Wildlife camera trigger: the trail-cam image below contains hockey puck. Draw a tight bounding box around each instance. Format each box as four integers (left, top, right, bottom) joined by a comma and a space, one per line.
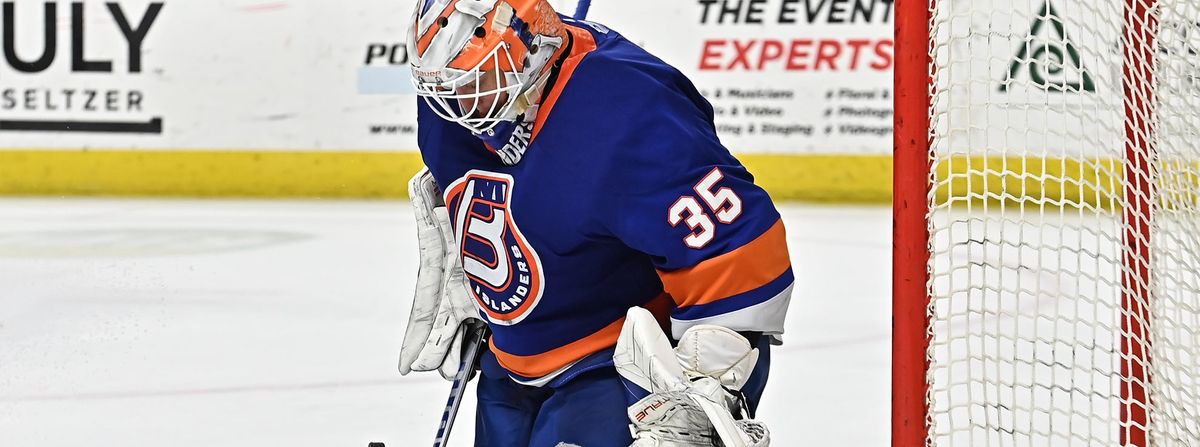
367, 443, 385, 447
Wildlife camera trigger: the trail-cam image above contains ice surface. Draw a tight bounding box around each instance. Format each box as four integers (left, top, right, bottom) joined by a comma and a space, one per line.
0, 199, 890, 446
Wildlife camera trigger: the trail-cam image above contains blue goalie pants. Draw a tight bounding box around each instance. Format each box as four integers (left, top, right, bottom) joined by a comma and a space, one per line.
473, 337, 771, 447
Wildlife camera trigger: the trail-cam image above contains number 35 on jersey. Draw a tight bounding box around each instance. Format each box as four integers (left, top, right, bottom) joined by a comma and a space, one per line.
668, 167, 744, 249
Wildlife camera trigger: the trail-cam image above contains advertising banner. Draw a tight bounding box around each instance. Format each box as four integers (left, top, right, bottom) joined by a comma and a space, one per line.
590, 0, 894, 154
0, 0, 896, 154
1, 0, 417, 150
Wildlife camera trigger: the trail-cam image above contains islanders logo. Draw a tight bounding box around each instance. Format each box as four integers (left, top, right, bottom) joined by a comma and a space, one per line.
444, 170, 545, 326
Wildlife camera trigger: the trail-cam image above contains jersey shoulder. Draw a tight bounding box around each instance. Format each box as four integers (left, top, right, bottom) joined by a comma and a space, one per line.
561, 20, 711, 122
547, 22, 735, 185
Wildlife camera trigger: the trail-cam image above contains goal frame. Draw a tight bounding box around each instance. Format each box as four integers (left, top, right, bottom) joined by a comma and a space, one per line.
891, 0, 1156, 445
891, 0, 931, 445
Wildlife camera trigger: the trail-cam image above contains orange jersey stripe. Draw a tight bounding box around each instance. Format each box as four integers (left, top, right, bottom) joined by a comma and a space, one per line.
490, 292, 672, 378
658, 219, 790, 308
530, 24, 598, 142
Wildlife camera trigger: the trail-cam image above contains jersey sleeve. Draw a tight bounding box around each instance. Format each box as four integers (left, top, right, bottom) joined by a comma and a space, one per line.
596, 73, 794, 340
612, 162, 794, 339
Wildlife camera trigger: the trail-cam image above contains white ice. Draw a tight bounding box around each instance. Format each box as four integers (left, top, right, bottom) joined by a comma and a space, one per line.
0, 199, 890, 447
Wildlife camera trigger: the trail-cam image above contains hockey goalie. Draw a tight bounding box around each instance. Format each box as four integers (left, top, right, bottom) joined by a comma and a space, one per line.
395, 0, 794, 445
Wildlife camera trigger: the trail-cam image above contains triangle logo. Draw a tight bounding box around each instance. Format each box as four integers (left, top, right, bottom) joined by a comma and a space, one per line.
999, 0, 1097, 93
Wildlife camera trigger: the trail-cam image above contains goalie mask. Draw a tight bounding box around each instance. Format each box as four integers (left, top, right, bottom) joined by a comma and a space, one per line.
408, 0, 567, 140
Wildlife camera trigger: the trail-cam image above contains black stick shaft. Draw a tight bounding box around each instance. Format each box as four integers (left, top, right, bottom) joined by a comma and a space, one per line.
432, 326, 487, 447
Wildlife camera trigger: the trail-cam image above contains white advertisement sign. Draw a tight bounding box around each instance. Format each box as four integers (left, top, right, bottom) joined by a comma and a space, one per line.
1, 0, 419, 150
590, 0, 895, 154
0, 0, 898, 154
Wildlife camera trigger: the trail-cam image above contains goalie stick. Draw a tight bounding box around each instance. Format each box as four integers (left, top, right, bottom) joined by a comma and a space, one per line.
573, 0, 591, 19
431, 322, 489, 447
368, 324, 488, 447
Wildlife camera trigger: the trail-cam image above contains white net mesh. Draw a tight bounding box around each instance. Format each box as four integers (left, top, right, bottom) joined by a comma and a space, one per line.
926, 0, 1200, 445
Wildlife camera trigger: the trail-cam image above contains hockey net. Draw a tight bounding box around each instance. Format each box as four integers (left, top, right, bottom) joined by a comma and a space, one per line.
894, 0, 1200, 446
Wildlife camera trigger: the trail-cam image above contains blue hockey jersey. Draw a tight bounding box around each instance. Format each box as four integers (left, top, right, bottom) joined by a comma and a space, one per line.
417, 18, 794, 380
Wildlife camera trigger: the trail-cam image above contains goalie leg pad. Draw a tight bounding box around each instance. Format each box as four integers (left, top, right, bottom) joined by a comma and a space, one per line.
675, 324, 760, 391
627, 391, 720, 446
614, 307, 772, 447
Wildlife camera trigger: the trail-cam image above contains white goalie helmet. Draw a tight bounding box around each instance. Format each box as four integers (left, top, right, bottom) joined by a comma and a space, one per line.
407, 0, 568, 135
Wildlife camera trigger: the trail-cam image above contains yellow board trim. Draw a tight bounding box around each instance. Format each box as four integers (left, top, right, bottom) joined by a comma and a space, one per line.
0, 150, 895, 202
932, 155, 1124, 211
0, 150, 427, 198
5, 149, 1179, 208
12, 148, 1199, 222
740, 153, 893, 203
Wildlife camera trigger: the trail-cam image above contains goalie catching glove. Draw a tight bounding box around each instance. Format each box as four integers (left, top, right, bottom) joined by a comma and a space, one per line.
398, 168, 483, 380
615, 307, 771, 447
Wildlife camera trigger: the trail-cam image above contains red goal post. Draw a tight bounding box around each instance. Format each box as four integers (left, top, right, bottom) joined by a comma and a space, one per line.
893, 0, 1198, 445
892, 0, 931, 444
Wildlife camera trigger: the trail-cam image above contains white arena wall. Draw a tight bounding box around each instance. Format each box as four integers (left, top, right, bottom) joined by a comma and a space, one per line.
0, 0, 898, 201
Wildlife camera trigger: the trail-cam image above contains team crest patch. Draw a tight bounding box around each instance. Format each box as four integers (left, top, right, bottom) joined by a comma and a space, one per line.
444, 170, 545, 326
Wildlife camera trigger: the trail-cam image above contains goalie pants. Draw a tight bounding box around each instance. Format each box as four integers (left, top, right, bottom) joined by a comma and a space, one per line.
473, 336, 772, 447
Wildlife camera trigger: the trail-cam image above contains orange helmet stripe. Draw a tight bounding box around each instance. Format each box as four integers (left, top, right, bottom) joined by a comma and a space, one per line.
414, 0, 461, 58
445, 6, 528, 73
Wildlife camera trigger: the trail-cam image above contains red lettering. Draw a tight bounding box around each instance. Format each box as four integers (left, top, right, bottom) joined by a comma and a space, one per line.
845, 39, 871, 70
786, 39, 813, 70
871, 39, 894, 71
815, 40, 841, 71
757, 40, 784, 70
696, 38, 893, 72
727, 40, 755, 70
699, 40, 726, 71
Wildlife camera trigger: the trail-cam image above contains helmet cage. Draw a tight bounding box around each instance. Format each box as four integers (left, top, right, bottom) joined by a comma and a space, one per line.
412, 40, 526, 135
